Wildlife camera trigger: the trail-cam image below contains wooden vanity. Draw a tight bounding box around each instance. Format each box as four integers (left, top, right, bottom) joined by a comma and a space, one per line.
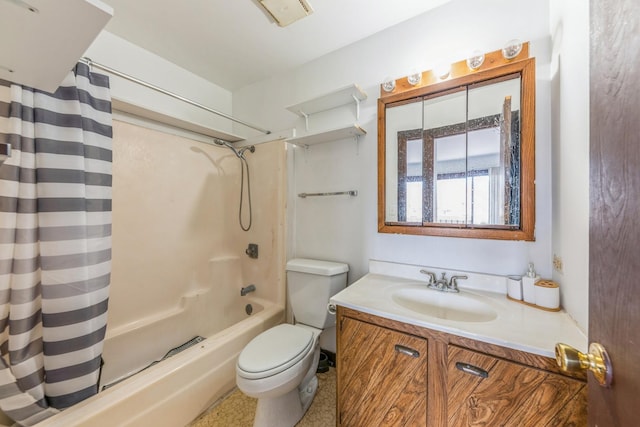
336, 306, 587, 426
330, 261, 588, 427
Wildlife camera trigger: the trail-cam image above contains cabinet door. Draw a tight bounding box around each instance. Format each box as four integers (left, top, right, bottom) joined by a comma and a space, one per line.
447, 345, 587, 426
338, 316, 428, 427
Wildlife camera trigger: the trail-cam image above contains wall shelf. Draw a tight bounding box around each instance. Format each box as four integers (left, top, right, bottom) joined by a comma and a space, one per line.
287, 124, 366, 147
287, 84, 367, 131
286, 84, 367, 117
285, 83, 367, 147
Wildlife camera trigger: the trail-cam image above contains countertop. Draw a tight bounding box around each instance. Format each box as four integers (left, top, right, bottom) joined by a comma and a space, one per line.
330, 271, 587, 358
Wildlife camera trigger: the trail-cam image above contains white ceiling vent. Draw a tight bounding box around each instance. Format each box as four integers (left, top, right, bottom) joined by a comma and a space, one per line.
259, 0, 314, 27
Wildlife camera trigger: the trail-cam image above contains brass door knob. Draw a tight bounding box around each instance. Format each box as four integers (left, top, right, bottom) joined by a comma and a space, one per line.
555, 342, 613, 387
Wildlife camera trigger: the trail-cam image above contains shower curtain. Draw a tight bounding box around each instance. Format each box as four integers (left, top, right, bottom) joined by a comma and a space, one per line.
0, 63, 112, 426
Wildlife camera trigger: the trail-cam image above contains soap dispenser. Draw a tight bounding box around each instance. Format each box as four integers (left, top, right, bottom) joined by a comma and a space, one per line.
522, 263, 539, 304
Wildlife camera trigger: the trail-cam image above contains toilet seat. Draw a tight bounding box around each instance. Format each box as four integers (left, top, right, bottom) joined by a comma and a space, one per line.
237, 324, 314, 380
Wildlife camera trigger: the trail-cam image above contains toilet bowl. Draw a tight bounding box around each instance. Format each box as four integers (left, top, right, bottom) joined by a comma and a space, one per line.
237, 324, 321, 426
236, 258, 348, 427
236, 324, 319, 397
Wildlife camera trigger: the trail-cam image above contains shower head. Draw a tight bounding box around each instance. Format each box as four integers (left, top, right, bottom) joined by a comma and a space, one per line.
212, 138, 254, 160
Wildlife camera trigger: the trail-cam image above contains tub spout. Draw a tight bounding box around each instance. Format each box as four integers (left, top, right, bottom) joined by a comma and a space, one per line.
240, 284, 256, 296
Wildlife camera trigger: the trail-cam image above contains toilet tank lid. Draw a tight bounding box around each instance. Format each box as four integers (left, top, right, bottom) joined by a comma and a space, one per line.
286, 258, 349, 276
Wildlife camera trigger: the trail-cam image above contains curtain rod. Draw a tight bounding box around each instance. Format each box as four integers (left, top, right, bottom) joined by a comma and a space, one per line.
79, 57, 271, 136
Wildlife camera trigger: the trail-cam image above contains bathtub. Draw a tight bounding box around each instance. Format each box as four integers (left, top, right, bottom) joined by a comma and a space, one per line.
33, 288, 284, 427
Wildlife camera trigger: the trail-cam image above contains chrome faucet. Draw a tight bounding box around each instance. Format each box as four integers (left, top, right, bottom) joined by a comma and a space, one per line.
420, 270, 467, 293
240, 284, 256, 296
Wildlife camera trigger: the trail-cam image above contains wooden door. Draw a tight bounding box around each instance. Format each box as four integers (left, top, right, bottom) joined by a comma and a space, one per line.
590, 1, 640, 425
337, 316, 427, 427
447, 346, 586, 426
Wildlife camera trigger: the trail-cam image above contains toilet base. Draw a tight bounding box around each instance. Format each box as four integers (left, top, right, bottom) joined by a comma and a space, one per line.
299, 375, 318, 415
253, 375, 318, 427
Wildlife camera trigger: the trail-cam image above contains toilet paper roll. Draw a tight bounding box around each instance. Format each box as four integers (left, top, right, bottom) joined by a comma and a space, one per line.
507, 275, 523, 300
534, 280, 560, 310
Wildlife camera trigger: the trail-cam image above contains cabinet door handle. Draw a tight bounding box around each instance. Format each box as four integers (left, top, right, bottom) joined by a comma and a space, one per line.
455, 362, 489, 378
394, 344, 420, 358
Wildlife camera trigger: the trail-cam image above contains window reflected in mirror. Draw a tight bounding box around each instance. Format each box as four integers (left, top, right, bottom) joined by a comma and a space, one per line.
390, 76, 521, 228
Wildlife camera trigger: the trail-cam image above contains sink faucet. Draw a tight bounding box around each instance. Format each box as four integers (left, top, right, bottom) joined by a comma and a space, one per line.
420, 270, 467, 293
240, 284, 256, 296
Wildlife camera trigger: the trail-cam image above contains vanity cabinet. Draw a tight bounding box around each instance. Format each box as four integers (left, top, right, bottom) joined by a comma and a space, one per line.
336, 306, 587, 427
447, 345, 587, 426
337, 316, 428, 426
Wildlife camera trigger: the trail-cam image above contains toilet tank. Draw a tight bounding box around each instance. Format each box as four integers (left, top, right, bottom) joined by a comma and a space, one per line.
286, 258, 349, 329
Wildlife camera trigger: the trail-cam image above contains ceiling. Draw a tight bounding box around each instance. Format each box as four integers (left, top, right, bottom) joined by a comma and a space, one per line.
100, 0, 452, 91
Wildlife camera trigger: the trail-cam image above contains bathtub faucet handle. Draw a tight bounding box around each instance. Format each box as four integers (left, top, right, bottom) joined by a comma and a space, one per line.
245, 243, 258, 259
240, 284, 256, 296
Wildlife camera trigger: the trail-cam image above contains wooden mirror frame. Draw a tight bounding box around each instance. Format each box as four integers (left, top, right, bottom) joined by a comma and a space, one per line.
377, 44, 535, 240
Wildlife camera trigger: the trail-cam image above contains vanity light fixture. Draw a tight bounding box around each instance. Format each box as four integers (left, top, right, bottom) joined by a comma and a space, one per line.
382, 41, 529, 95
407, 68, 422, 86
502, 39, 523, 60
382, 76, 396, 93
466, 50, 485, 70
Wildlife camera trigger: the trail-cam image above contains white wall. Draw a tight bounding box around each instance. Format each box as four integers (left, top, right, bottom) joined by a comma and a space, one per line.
549, 2, 590, 331
234, 0, 553, 284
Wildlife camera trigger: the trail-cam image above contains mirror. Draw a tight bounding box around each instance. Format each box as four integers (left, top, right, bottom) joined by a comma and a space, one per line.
378, 52, 535, 240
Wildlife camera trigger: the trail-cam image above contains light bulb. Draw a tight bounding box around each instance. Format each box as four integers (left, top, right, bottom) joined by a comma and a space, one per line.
434, 61, 450, 80
407, 69, 422, 86
466, 50, 485, 70
382, 77, 396, 92
502, 39, 523, 60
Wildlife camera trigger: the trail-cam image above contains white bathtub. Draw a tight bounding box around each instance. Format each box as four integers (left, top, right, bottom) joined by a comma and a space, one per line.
34, 292, 284, 427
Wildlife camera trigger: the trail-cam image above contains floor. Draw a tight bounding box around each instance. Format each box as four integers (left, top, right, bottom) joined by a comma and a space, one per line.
189, 368, 336, 427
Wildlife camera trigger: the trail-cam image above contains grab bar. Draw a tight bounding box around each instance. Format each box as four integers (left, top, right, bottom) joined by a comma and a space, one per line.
298, 190, 357, 198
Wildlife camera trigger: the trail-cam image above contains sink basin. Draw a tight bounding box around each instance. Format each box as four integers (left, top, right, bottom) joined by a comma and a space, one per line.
390, 285, 498, 322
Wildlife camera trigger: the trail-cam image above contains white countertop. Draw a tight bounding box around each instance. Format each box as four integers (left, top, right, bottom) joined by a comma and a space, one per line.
330, 271, 587, 358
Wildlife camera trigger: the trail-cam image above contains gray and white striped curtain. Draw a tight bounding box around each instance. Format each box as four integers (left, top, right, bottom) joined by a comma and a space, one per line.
0, 63, 112, 426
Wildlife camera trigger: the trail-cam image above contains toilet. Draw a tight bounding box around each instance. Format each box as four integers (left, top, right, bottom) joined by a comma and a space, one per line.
236, 258, 349, 427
